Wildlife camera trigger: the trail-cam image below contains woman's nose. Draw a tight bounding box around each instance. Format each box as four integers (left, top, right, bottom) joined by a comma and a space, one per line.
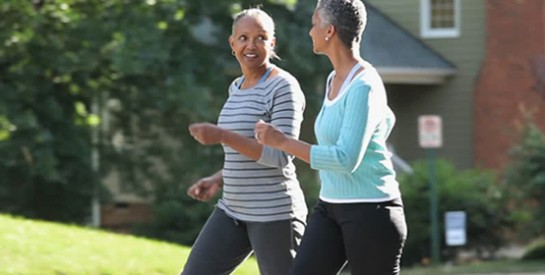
247, 39, 257, 49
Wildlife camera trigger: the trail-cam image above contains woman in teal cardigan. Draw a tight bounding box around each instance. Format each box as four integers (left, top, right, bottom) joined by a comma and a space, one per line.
254, 0, 407, 274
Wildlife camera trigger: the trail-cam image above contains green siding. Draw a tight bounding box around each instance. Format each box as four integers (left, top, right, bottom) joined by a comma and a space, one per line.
364, 0, 485, 169
365, 0, 421, 35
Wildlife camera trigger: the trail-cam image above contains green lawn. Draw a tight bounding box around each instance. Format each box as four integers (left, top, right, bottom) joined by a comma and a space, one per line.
402, 260, 545, 275
3, 214, 545, 275
0, 214, 259, 275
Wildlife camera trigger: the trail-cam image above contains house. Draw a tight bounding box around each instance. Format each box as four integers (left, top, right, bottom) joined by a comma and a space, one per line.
473, 0, 545, 170
363, 0, 545, 172
362, 0, 485, 170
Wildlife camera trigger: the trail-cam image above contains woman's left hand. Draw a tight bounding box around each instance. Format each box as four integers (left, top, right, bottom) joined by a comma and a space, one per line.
254, 120, 287, 148
188, 122, 224, 145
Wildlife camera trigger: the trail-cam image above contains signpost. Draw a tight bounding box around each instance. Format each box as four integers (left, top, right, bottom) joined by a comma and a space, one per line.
418, 115, 442, 264
418, 115, 443, 148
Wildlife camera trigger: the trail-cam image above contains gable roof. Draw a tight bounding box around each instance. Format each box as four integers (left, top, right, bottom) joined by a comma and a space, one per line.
361, 4, 456, 84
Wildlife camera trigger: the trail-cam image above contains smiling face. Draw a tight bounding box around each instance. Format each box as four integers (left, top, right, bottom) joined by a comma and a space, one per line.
229, 16, 275, 70
309, 10, 330, 54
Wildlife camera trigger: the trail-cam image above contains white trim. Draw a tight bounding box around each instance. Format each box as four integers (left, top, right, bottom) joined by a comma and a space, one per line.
323, 65, 365, 107
420, 0, 461, 39
376, 67, 457, 85
320, 195, 400, 204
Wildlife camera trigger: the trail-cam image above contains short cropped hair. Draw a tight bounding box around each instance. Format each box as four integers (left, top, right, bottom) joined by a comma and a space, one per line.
316, 0, 367, 49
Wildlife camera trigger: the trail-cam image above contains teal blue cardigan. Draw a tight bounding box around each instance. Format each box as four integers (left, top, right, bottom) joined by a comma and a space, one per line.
310, 65, 401, 202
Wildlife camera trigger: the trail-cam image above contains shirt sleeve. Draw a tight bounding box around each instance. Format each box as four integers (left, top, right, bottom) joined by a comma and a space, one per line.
310, 83, 382, 173
258, 78, 306, 168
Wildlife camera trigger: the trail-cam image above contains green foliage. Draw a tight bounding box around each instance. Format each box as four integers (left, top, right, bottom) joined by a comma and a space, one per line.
402, 259, 545, 275
522, 239, 545, 261
504, 119, 545, 240
399, 158, 510, 266
0, 0, 97, 222
132, 189, 215, 246
0, 0, 327, 244
296, 163, 321, 210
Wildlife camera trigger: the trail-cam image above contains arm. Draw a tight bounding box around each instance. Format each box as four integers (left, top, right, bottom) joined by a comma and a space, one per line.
256, 84, 381, 173
310, 84, 381, 173
221, 130, 264, 161
187, 169, 223, 202
189, 77, 305, 166
257, 80, 306, 167
188, 123, 263, 161
255, 120, 311, 164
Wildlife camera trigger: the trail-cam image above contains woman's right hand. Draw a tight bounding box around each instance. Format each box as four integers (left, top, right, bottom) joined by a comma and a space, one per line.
254, 119, 287, 148
187, 176, 222, 202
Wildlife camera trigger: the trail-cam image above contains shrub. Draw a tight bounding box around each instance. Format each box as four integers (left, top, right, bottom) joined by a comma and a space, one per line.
522, 239, 545, 260
504, 119, 545, 240
399, 158, 510, 266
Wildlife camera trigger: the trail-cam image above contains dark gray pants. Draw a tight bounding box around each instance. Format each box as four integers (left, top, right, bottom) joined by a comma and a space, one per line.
181, 207, 306, 275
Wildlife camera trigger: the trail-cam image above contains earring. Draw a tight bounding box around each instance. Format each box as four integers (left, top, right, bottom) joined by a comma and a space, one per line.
325, 37, 329, 41
231, 50, 235, 56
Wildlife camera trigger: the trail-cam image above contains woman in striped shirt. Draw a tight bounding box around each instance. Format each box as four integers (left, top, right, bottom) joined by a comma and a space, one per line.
182, 8, 307, 275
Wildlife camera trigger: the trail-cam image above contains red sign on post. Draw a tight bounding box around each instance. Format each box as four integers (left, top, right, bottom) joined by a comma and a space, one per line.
418, 115, 443, 148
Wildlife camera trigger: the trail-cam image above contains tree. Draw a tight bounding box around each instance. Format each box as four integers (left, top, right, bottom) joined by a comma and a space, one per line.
505, 116, 545, 240
0, 0, 328, 244
0, 0, 98, 222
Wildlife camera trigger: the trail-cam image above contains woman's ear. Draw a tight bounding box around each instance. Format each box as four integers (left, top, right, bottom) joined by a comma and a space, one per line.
326, 25, 335, 38
270, 37, 276, 50
228, 36, 234, 49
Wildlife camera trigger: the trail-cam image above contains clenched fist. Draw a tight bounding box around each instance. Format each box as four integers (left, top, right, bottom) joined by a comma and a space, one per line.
254, 119, 287, 148
187, 177, 222, 202
188, 122, 224, 145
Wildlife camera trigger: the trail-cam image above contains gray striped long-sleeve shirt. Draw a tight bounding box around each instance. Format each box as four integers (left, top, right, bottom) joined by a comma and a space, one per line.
217, 69, 308, 222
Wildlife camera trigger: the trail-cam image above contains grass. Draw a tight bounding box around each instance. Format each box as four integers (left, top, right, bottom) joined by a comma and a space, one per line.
339, 260, 545, 275
401, 260, 545, 275
3, 214, 545, 275
0, 214, 259, 275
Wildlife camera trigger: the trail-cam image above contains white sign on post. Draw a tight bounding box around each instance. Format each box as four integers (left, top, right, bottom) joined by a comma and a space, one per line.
445, 211, 466, 246
418, 115, 443, 148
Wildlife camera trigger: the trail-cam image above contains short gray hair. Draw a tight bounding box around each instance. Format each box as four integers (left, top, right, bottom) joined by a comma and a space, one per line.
316, 0, 367, 49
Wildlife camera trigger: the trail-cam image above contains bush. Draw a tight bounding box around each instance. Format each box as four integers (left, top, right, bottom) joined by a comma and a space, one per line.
132, 197, 214, 245
522, 239, 545, 260
399, 158, 510, 266
504, 119, 545, 240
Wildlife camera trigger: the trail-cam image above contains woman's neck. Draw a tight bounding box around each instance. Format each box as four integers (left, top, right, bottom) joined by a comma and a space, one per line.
328, 48, 362, 79
241, 63, 269, 83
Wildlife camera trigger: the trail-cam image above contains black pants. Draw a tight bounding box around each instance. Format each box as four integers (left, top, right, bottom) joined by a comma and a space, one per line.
289, 198, 407, 275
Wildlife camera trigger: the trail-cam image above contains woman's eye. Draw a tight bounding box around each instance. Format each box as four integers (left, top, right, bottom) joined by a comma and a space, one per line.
238, 35, 247, 41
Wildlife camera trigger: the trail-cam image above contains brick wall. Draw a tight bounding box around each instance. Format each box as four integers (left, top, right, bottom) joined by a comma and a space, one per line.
474, 0, 545, 170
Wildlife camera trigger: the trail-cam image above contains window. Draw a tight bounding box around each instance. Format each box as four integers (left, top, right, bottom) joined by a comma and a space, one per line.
421, 0, 460, 38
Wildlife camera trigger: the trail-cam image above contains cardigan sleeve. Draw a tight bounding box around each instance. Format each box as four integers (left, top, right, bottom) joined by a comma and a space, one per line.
310, 83, 382, 173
